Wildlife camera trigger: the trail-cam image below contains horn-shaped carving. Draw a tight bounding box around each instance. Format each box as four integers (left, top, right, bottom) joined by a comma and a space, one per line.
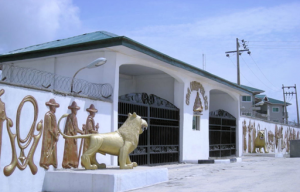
0, 89, 6, 164
3, 95, 43, 176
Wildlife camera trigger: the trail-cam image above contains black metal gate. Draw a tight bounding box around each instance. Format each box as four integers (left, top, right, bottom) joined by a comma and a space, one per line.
209, 109, 236, 157
118, 93, 180, 165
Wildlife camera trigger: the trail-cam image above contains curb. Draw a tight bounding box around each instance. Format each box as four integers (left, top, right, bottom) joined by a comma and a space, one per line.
197, 157, 242, 164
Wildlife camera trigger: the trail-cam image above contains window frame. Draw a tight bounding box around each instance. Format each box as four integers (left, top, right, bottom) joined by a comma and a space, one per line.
192, 116, 200, 131
272, 107, 279, 113
242, 96, 252, 102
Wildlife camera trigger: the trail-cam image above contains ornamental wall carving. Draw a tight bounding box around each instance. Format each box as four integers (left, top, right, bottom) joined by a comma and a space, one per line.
242, 118, 300, 154
186, 81, 208, 110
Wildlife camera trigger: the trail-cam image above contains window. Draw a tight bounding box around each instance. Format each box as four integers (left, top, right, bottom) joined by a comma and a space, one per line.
241, 112, 252, 116
272, 107, 279, 113
193, 116, 200, 131
242, 96, 251, 102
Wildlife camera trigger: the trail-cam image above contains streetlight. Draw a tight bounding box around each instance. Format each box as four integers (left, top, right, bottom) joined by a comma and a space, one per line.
70, 57, 107, 93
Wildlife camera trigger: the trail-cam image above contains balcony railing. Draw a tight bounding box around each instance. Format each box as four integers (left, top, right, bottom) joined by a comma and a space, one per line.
0, 64, 113, 100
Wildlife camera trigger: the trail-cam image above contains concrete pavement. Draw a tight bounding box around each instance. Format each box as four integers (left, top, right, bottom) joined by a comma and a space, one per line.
131, 156, 300, 192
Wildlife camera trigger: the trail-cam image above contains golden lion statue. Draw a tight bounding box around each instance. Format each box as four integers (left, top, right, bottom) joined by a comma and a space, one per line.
58, 112, 148, 169
252, 130, 268, 153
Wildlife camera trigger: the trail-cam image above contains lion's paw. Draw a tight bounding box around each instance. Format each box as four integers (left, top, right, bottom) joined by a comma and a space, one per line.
133, 162, 137, 167
98, 163, 106, 169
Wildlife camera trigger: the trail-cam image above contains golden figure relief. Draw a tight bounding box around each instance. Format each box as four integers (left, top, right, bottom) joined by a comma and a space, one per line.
193, 92, 203, 113
58, 112, 148, 170
252, 123, 256, 152
268, 130, 275, 152
242, 120, 247, 152
0, 89, 6, 163
62, 101, 84, 169
81, 104, 99, 159
4, 95, 43, 176
247, 121, 253, 153
40, 99, 60, 170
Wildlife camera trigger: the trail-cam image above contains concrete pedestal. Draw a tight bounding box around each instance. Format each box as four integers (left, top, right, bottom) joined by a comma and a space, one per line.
42, 167, 168, 192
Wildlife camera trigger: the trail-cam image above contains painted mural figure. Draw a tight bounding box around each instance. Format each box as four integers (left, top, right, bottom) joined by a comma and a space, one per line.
62, 101, 84, 169
82, 104, 99, 154
242, 120, 247, 152
40, 99, 60, 170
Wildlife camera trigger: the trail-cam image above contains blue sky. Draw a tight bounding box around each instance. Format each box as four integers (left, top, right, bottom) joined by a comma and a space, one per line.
0, 0, 300, 121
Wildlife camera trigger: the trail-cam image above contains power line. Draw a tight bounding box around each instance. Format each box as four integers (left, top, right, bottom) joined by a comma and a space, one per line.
249, 41, 300, 42
249, 55, 278, 89
240, 55, 276, 91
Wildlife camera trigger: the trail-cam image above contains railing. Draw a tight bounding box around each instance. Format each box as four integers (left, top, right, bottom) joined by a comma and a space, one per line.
0, 64, 113, 100
241, 110, 300, 128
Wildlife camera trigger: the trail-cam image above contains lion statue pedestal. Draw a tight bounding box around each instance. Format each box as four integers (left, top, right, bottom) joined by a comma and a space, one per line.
58, 112, 148, 170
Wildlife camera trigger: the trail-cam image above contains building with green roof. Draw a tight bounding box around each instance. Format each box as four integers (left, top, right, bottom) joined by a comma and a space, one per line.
0, 31, 297, 191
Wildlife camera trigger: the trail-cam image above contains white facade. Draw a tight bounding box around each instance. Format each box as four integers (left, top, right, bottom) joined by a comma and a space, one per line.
1, 42, 298, 191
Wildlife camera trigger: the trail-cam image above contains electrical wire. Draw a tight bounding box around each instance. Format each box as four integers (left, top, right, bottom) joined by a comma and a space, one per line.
227, 57, 254, 86
240, 55, 277, 91
249, 55, 278, 89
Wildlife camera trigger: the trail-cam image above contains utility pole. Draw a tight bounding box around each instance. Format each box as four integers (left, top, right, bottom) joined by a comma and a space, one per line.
282, 84, 299, 126
225, 38, 249, 85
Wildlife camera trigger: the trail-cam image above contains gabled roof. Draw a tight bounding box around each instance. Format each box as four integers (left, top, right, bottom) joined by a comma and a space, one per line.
0, 31, 253, 95
240, 85, 264, 94
256, 95, 291, 105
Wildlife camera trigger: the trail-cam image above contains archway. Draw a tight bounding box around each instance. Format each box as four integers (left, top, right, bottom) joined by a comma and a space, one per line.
118, 64, 182, 165
209, 89, 238, 158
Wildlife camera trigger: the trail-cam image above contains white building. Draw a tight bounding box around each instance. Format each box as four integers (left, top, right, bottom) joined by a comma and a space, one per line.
0, 31, 299, 191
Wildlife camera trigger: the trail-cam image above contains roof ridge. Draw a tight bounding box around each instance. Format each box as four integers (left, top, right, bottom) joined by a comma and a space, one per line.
4, 31, 119, 55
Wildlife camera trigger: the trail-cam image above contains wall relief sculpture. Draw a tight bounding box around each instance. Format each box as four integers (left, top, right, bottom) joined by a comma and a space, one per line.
0, 89, 6, 164
242, 120, 247, 152
4, 95, 43, 176
39, 99, 60, 170
80, 104, 99, 167
268, 130, 275, 152
186, 81, 208, 110
58, 112, 148, 169
62, 101, 84, 169
193, 92, 203, 113
247, 121, 254, 153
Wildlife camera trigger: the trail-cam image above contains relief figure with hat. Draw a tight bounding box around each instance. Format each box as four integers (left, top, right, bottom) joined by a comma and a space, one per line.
40, 99, 60, 170
62, 101, 84, 169
80, 104, 100, 167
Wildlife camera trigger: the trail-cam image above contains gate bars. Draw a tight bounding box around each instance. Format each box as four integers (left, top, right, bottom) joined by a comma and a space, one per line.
118, 93, 180, 165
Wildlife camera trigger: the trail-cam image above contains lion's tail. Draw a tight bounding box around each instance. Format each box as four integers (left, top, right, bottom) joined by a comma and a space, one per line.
58, 114, 91, 139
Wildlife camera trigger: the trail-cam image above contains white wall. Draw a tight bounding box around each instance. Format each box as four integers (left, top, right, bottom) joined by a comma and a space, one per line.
240, 116, 300, 155
119, 73, 174, 103
0, 84, 112, 192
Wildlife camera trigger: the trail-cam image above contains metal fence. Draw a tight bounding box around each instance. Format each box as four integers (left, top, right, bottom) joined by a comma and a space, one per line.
0, 64, 113, 100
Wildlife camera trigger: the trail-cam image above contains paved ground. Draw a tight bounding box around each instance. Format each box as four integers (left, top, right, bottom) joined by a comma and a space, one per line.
131, 156, 300, 192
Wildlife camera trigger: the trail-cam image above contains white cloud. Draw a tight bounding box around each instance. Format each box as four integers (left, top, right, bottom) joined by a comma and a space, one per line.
0, 0, 81, 53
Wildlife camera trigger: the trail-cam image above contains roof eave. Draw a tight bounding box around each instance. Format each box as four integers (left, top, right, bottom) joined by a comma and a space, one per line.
0, 36, 253, 95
